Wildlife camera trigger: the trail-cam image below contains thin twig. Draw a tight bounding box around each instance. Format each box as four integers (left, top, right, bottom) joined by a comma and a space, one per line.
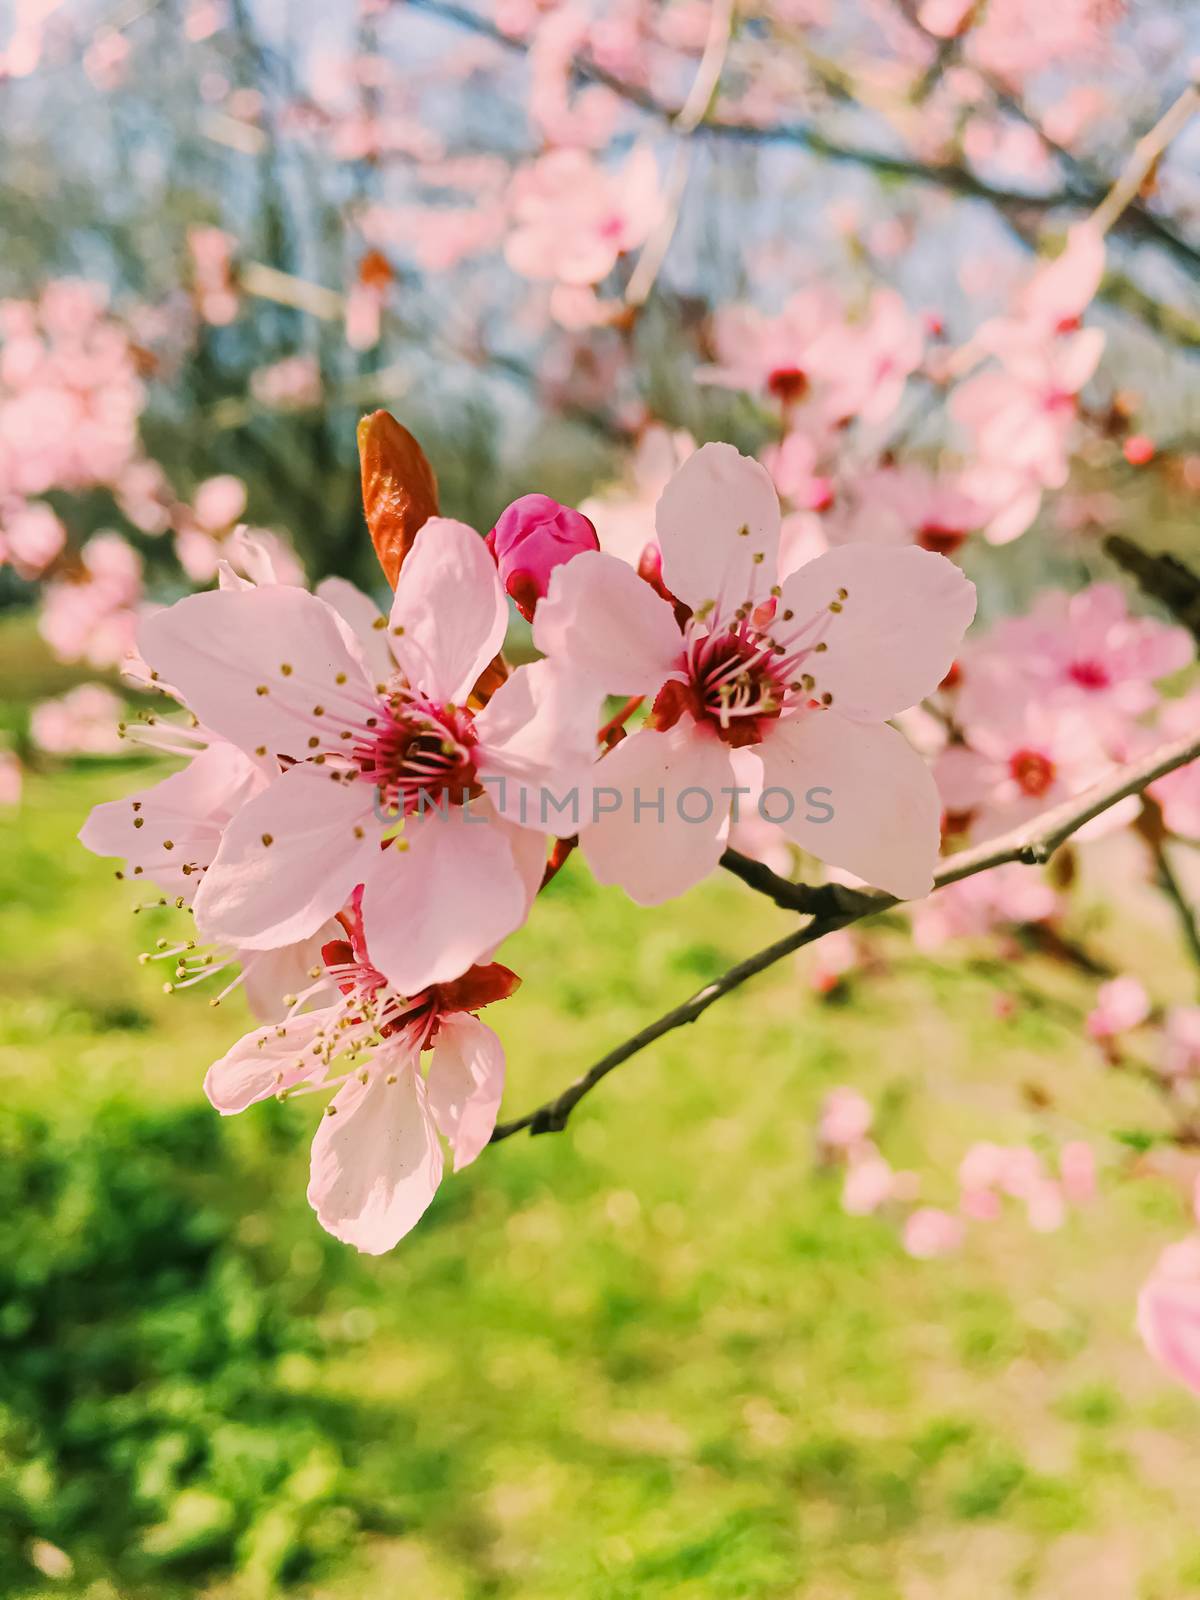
491, 729, 1200, 1142
1089, 85, 1200, 240
1153, 836, 1200, 981
624, 0, 734, 310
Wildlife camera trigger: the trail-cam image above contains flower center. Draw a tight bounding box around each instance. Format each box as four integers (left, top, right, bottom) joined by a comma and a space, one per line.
767, 365, 809, 404
1010, 747, 1055, 798
353, 691, 480, 817
652, 596, 839, 748
917, 521, 967, 556
1067, 658, 1109, 690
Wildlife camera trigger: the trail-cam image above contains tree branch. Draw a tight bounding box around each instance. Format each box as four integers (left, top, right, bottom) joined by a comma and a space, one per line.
491, 729, 1200, 1143
406, 0, 1200, 277
1105, 537, 1200, 645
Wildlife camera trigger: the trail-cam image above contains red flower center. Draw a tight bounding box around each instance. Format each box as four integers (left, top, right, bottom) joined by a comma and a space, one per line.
654, 632, 789, 748
1068, 658, 1109, 690
354, 694, 480, 816
917, 521, 967, 556
767, 366, 809, 404
1010, 747, 1055, 798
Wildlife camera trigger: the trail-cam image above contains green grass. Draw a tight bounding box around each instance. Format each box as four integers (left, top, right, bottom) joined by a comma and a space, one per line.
3, 626, 1200, 1599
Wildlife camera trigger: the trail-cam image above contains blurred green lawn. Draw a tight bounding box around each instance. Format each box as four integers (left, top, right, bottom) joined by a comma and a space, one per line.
3, 617, 1200, 1600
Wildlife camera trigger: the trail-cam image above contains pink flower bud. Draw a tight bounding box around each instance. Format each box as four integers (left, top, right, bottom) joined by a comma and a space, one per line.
486, 493, 598, 621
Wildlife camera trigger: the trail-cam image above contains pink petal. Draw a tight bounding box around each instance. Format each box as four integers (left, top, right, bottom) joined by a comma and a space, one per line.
78, 740, 263, 904
758, 713, 941, 899
359, 802, 534, 994
240, 922, 342, 1021
387, 517, 507, 702
474, 659, 604, 836
137, 586, 373, 758
532, 549, 682, 694
314, 575, 393, 681
427, 1013, 506, 1171
193, 762, 376, 949
307, 1058, 443, 1254
778, 545, 976, 721
579, 724, 733, 905
1139, 1241, 1200, 1395
655, 442, 780, 613
204, 1008, 330, 1114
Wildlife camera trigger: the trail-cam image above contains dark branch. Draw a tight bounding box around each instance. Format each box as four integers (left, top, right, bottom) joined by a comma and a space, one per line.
491, 729, 1200, 1143
1105, 537, 1200, 645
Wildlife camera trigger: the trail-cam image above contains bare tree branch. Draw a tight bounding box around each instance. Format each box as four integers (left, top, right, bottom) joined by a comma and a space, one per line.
1105, 537, 1200, 645
406, 0, 1200, 278
491, 729, 1200, 1143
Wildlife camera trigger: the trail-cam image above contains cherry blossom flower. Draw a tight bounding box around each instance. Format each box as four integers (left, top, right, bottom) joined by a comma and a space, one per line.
938, 682, 1111, 841
505, 145, 662, 287
1162, 1007, 1200, 1079
188, 226, 239, 325
79, 730, 339, 1018
0, 499, 66, 578
30, 684, 126, 756
535, 443, 976, 903
817, 1086, 873, 1152
962, 584, 1193, 744
206, 898, 518, 1253
249, 354, 323, 411
136, 520, 599, 994
485, 493, 599, 620
842, 1147, 897, 1215
38, 530, 143, 668
903, 1207, 965, 1259
1150, 692, 1200, 840
699, 288, 842, 406
910, 862, 1061, 949
833, 464, 984, 556
1139, 1234, 1200, 1395
1086, 975, 1151, 1041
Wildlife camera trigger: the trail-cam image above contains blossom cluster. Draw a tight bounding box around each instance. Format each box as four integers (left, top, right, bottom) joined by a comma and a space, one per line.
81, 420, 976, 1252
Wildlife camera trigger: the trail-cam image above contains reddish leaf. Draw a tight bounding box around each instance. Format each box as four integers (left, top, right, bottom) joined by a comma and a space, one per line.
357, 410, 440, 588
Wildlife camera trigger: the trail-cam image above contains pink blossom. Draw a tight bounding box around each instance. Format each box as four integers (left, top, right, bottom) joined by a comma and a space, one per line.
834, 465, 984, 556
903, 1207, 965, 1258
136, 524, 600, 994
937, 685, 1111, 841
964, 584, 1193, 740
817, 1086, 873, 1151
1024, 1179, 1067, 1233
30, 684, 125, 756
1150, 693, 1200, 839
1059, 1141, 1097, 1204
188, 227, 239, 325
699, 288, 842, 405
486, 493, 599, 621
206, 900, 517, 1252
811, 289, 924, 427
505, 145, 662, 286
249, 354, 323, 411
911, 862, 1060, 948
536, 444, 976, 903
38, 531, 143, 668
0, 500, 65, 578
842, 1148, 896, 1215
1138, 1235, 1200, 1395
1163, 1008, 1200, 1079
193, 474, 248, 531
1086, 975, 1151, 1040
810, 928, 862, 993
